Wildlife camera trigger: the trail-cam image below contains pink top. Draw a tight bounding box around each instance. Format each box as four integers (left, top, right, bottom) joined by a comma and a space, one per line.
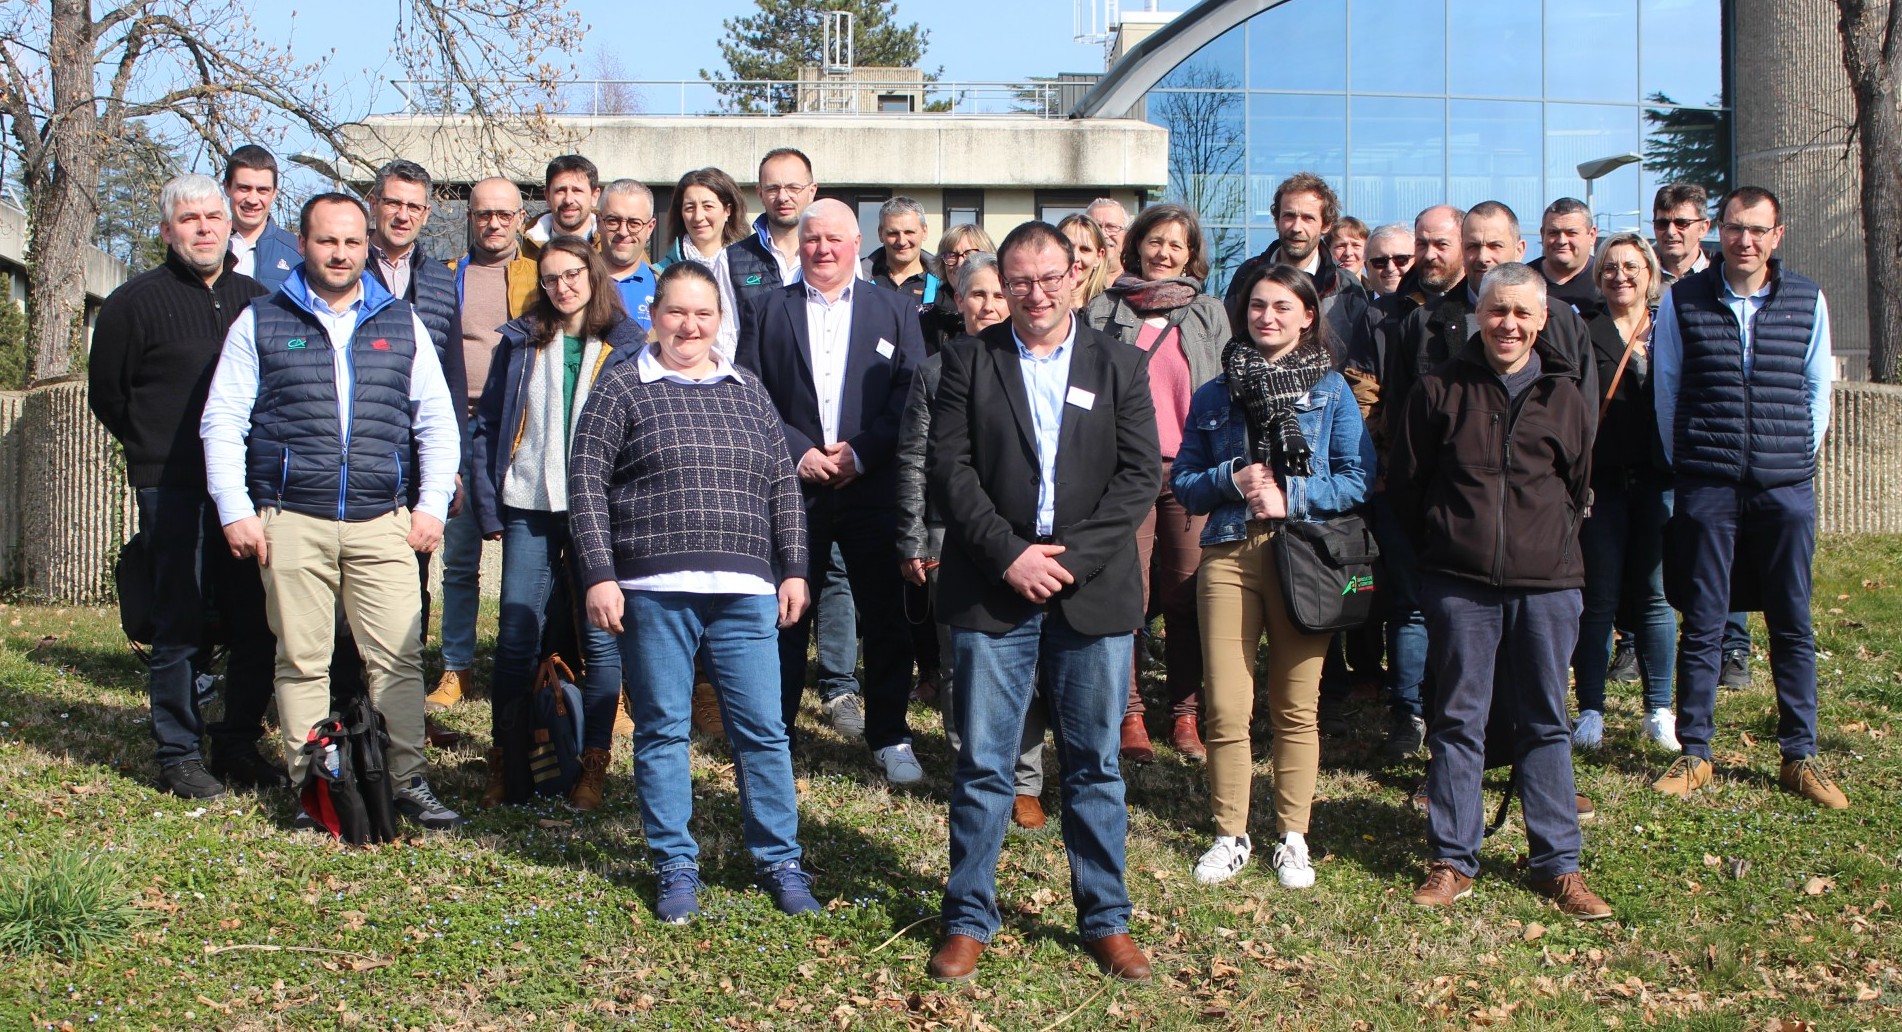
1136, 320, 1192, 459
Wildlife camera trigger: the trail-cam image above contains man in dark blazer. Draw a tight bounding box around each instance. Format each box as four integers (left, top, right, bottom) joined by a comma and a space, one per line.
922, 221, 1161, 984
736, 198, 925, 784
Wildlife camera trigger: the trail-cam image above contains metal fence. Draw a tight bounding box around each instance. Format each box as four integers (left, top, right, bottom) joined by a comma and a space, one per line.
390, 78, 1075, 119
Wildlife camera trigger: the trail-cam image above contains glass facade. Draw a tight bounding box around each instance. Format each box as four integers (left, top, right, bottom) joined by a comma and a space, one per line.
1143, 0, 1728, 291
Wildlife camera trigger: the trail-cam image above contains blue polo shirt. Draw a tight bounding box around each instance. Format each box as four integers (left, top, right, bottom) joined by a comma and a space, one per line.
613, 262, 657, 332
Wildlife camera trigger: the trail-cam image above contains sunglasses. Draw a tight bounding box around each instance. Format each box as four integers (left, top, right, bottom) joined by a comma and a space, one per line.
1367, 255, 1413, 270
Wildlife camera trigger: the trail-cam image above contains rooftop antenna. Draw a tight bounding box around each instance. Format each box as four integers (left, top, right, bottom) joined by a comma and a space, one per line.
1074, 0, 1120, 45
823, 10, 855, 74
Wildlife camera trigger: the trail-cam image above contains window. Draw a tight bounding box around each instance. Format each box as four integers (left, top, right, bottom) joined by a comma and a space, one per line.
877, 94, 914, 114
944, 190, 984, 229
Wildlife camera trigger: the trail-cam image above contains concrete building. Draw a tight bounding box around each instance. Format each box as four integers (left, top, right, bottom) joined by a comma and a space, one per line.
0, 197, 129, 349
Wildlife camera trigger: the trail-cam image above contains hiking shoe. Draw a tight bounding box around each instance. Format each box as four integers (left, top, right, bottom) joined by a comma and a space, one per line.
1271, 835, 1315, 889
481, 747, 507, 809
1719, 649, 1750, 690
209, 740, 291, 791
1643, 707, 1681, 752
1193, 834, 1252, 886
690, 679, 725, 741
613, 693, 635, 738
568, 746, 611, 812
425, 668, 470, 712
1607, 638, 1639, 683
1528, 871, 1613, 920
1779, 757, 1849, 810
1170, 714, 1206, 762
655, 866, 701, 924
1652, 754, 1712, 797
393, 776, 467, 829
1572, 709, 1604, 750
1119, 712, 1155, 763
159, 759, 227, 799
1411, 861, 1473, 907
1381, 711, 1426, 758
825, 693, 866, 738
875, 742, 924, 786
758, 858, 822, 915
1318, 694, 1351, 737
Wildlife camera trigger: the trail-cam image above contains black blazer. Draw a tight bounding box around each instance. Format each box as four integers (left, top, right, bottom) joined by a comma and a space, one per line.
737, 280, 924, 509
926, 320, 1161, 636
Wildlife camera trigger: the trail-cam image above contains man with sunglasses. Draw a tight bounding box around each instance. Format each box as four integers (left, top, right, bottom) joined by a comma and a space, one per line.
599, 179, 658, 331
1363, 224, 1415, 298
1650, 185, 1845, 810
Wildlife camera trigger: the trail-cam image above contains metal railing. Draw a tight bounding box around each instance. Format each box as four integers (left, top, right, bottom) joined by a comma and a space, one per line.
389, 78, 1076, 118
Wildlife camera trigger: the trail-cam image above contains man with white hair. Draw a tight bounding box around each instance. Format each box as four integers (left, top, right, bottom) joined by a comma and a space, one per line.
737, 198, 927, 785
88, 173, 282, 798
1086, 197, 1131, 281
598, 178, 659, 330
1363, 223, 1415, 297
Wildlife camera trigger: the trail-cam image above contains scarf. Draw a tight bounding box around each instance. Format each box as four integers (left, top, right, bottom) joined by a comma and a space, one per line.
1222, 336, 1332, 476
1111, 274, 1201, 315
502, 333, 610, 513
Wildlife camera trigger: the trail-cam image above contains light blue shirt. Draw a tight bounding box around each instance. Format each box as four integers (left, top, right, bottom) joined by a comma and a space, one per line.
1652, 272, 1833, 466
1013, 315, 1078, 536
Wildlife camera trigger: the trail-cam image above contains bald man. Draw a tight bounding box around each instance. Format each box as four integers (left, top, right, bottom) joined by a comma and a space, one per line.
737, 198, 928, 785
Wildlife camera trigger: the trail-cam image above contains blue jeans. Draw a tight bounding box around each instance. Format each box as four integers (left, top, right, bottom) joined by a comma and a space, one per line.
1421, 575, 1583, 880
1724, 612, 1752, 655
1573, 467, 1675, 712
493, 508, 623, 751
619, 591, 802, 872
1371, 494, 1426, 717
437, 459, 482, 672
815, 543, 860, 699
942, 614, 1133, 943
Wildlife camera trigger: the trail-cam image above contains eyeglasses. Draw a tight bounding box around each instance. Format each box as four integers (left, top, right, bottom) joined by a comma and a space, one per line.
376, 197, 428, 217
539, 266, 587, 289
1652, 216, 1707, 231
472, 208, 521, 223
941, 248, 983, 267
1601, 260, 1649, 277
1002, 271, 1070, 298
1719, 221, 1779, 240
760, 182, 812, 198
598, 215, 654, 232
1367, 254, 1413, 270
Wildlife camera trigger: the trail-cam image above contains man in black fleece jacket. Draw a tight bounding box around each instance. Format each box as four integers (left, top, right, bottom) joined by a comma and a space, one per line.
88, 173, 282, 799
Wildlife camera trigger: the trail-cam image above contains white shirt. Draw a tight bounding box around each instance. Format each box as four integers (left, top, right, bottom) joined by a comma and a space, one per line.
805, 280, 856, 462
228, 232, 257, 279
200, 282, 460, 526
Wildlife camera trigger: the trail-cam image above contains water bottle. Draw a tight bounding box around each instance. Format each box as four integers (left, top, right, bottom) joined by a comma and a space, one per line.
321, 742, 342, 779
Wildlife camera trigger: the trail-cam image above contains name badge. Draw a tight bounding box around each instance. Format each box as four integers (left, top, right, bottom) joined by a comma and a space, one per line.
876, 339, 895, 360
1065, 387, 1096, 410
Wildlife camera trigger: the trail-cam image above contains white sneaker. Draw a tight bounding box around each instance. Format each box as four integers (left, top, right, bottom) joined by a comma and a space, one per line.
1193, 834, 1251, 885
875, 742, 924, 786
1643, 706, 1681, 753
1572, 709, 1604, 750
1271, 833, 1315, 889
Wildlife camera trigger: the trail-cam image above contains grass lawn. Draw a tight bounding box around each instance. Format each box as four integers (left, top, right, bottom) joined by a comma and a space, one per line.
1, 536, 1899, 1030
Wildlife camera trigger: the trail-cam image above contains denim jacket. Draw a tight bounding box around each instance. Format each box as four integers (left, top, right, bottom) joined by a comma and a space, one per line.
1171, 369, 1377, 546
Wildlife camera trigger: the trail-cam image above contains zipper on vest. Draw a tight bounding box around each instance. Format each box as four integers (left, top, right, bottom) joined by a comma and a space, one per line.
278, 447, 290, 505
392, 448, 405, 506
338, 335, 356, 520
1492, 411, 1507, 586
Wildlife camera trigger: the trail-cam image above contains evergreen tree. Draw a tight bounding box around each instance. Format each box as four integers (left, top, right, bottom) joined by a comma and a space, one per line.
702, 0, 931, 113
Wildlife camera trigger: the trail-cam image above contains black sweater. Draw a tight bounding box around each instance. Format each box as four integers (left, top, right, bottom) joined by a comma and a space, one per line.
88, 252, 267, 488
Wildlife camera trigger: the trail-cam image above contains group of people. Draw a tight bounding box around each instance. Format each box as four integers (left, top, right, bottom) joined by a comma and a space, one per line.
85, 135, 1844, 984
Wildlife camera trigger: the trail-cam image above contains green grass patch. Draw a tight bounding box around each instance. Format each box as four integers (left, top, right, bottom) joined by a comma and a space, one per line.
0, 846, 142, 958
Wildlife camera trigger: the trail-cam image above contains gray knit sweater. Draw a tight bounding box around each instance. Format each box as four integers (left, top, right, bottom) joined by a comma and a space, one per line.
568, 357, 808, 589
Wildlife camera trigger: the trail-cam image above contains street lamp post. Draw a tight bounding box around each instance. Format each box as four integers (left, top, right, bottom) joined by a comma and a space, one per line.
1576, 152, 1643, 230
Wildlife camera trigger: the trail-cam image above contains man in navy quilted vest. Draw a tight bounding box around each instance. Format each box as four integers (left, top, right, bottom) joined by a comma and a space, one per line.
200, 193, 467, 830
1649, 185, 1846, 810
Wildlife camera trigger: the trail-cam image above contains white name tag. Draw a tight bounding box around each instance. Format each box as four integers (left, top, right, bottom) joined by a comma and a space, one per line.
876, 339, 895, 360
1066, 386, 1096, 410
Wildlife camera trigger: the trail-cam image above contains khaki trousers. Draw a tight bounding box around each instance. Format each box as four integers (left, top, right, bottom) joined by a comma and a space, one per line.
1197, 525, 1330, 838
259, 507, 427, 784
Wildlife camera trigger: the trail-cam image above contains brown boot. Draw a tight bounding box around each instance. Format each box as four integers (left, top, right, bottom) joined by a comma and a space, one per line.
613, 694, 635, 738
1528, 871, 1614, 920
426, 669, 469, 712
568, 747, 611, 811
1011, 795, 1047, 830
690, 680, 725, 740
1411, 861, 1474, 907
1170, 714, 1206, 761
1779, 757, 1849, 809
482, 747, 507, 809
1120, 712, 1155, 763
1652, 754, 1712, 797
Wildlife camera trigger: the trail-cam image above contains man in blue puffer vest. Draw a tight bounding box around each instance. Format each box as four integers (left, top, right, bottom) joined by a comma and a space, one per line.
201, 193, 467, 830
1650, 185, 1846, 810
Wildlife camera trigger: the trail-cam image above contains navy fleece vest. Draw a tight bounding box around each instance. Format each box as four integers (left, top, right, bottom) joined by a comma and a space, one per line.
1670, 263, 1820, 488
244, 290, 420, 520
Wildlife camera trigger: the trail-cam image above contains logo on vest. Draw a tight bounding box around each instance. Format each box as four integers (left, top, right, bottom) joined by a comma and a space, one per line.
286, 338, 307, 350
371, 339, 391, 351
745, 274, 764, 286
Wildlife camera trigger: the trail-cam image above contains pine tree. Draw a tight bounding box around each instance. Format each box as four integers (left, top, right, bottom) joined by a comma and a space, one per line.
702, 0, 931, 114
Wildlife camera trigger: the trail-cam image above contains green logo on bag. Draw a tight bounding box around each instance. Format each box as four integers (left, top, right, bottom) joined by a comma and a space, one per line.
286, 338, 307, 349
1341, 574, 1376, 595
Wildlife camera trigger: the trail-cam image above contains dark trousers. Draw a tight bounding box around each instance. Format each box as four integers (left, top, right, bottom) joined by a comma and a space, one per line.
135, 487, 276, 765
1673, 477, 1819, 761
1420, 575, 1582, 880
778, 495, 914, 751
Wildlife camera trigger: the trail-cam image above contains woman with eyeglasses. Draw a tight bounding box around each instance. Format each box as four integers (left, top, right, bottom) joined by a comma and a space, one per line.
472, 235, 646, 812
920, 223, 996, 354
1081, 202, 1229, 764
1570, 232, 1678, 753
1058, 213, 1111, 311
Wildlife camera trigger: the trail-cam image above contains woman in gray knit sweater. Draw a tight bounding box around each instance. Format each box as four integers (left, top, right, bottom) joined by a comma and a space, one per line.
568, 261, 817, 926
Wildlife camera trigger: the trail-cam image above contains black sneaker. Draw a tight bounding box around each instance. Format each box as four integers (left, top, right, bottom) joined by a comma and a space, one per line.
1318, 694, 1351, 738
1606, 639, 1639, 684
290, 808, 319, 833
159, 759, 227, 799
392, 776, 468, 830
1719, 650, 1749, 690
209, 741, 292, 792
1380, 711, 1426, 758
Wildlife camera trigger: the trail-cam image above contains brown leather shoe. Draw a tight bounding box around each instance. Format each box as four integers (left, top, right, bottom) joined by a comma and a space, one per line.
425, 668, 470, 712
690, 679, 725, 741
481, 746, 507, 809
1119, 713, 1155, 764
1082, 933, 1152, 982
1411, 861, 1474, 907
1652, 754, 1712, 797
1528, 871, 1614, 920
1779, 757, 1849, 809
1012, 794, 1046, 830
568, 747, 612, 812
424, 716, 466, 750
613, 694, 635, 738
1170, 714, 1206, 762
926, 933, 984, 982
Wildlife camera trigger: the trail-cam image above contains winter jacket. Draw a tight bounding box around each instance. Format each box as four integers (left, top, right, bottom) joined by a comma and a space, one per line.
1081, 288, 1228, 390
895, 352, 945, 561
248, 220, 301, 292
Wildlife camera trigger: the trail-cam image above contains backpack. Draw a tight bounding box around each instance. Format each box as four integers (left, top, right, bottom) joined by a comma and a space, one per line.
527, 653, 585, 796
299, 693, 400, 844
114, 533, 157, 647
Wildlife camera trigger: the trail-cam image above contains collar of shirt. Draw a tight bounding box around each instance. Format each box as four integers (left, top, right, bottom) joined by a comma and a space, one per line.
805, 280, 855, 308
1011, 313, 1077, 360
1299, 250, 1322, 276
636, 343, 743, 386
371, 243, 414, 267
229, 234, 256, 256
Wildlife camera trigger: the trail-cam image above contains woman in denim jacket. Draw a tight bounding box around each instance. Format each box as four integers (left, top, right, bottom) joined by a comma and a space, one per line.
1171, 263, 1376, 890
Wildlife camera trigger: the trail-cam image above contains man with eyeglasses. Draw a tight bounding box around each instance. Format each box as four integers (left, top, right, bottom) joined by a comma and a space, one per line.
599, 179, 658, 332
524, 154, 600, 258
924, 221, 1160, 985
1650, 185, 1846, 811
428, 176, 540, 714
1529, 197, 1604, 316
1086, 198, 1131, 281
1362, 224, 1414, 298
725, 148, 819, 330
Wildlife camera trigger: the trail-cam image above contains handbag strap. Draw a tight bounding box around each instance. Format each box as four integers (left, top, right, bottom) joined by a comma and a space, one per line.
1599, 318, 1649, 421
